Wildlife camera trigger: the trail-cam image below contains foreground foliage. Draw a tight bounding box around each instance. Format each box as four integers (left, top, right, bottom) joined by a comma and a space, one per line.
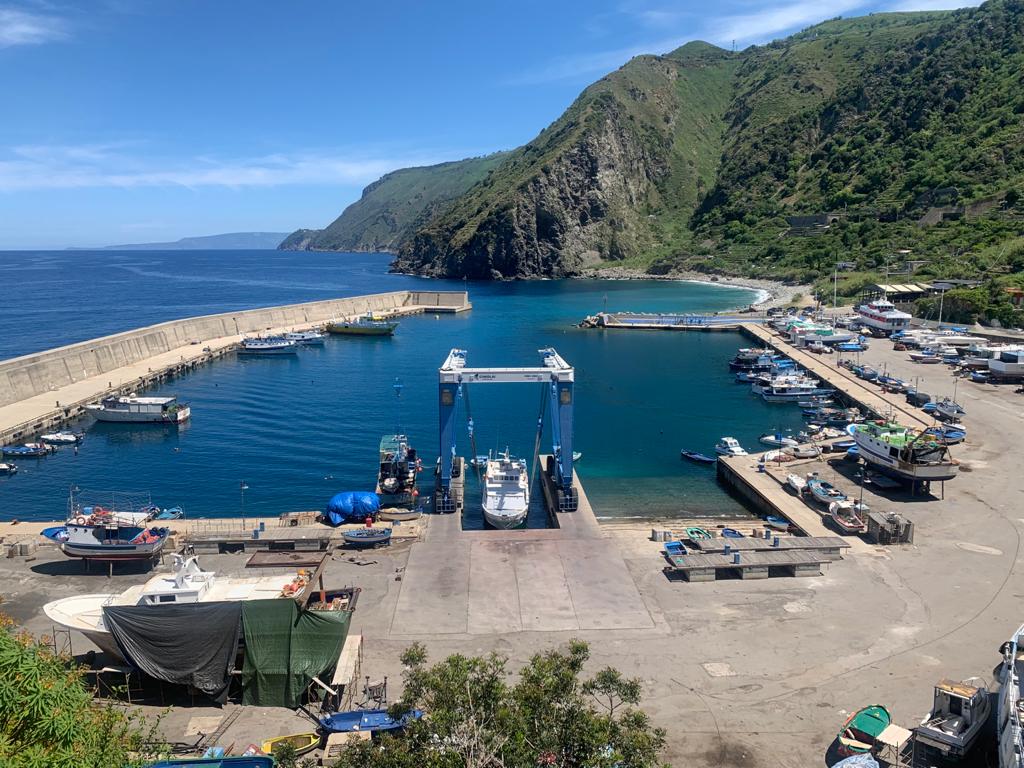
334, 640, 668, 768
0, 613, 154, 768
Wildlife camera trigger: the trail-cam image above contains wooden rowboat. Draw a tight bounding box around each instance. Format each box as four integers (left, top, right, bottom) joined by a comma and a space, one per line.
837, 705, 891, 755
261, 731, 320, 757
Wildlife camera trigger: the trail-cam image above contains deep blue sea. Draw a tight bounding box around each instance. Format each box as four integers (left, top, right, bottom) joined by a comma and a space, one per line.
0, 250, 806, 525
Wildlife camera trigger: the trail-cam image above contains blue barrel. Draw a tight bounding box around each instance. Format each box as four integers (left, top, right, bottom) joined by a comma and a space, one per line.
259, 521, 266, 532
732, 552, 741, 564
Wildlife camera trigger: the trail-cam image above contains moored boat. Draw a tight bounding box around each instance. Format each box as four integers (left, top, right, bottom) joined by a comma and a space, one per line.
238, 336, 298, 355
85, 395, 190, 423
482, 449, 530, 529
326, 314, 398, 336
376, 434, 420, 507
283, 330, 326, 345
715, 437, 748, 457
1, 442, 54, 458
680, 449, 717, 464
39, 430, 83, 445
0, 462, 17, 474
916, 677, 990, 758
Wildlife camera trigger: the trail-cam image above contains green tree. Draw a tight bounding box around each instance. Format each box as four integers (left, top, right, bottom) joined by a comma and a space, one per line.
333, 641, 667, 768
0, 613, 156, 768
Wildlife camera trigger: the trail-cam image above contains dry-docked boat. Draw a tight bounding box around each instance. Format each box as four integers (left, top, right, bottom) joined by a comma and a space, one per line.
43, 554, 325, 659
376, 434, 420, 507
805, 475, 847, 506
828, 501, 866, 534
482, 449, 529, 529
849, 422, 959, 482
916, 677, 990, 758
786, 473, 807, 494
837, 705, 892, 756
86, 394, 190, 423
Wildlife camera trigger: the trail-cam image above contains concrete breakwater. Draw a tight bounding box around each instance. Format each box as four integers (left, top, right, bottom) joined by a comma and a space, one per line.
0, 290, 469, 445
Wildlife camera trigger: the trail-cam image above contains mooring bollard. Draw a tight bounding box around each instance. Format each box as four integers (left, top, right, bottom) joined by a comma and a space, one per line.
724, 543, 731, 555
733, 552, 741, 564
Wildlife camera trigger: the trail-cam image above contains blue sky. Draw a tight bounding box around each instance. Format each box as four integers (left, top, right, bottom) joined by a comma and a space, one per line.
1, 0, 980, 249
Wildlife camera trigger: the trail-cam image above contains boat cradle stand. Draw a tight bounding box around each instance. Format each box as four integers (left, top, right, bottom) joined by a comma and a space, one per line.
664, 550, 833, 582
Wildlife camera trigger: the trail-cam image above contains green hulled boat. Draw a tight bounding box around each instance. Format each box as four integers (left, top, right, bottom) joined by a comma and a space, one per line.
837, 704, 891, 755
326, 314, 398, 336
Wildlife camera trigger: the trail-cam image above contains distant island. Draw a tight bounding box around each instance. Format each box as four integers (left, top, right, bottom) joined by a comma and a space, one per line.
71, 232, 290, 251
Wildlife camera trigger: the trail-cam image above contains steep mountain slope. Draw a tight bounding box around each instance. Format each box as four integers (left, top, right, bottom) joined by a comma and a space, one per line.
280, 154, 508, 252
393, 43, 739, 278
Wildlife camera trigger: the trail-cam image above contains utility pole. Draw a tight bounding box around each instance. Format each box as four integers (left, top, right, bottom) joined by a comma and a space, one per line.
833, 258, 839, 310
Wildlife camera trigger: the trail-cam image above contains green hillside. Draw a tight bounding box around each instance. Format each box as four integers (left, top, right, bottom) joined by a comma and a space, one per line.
279, 153, 509, 252
303, 1, 1024, 292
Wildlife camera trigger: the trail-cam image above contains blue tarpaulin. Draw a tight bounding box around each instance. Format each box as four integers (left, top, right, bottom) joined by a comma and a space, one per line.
324, 491, 380, 526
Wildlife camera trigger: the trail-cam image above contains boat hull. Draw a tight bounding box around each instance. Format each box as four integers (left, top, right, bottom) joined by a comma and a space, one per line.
43, 594, 124, 659
855, 441, 959, 482
483, 507, 528, 529
87, 406, 191, 423
237, 347, 297, 356
326, 322, 396, 336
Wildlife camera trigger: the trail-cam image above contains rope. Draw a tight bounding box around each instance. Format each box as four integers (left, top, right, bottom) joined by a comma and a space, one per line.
463, 384, 480, 482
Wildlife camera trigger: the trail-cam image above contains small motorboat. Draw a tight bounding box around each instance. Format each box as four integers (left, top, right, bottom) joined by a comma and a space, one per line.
572, 451, 583, 462
829, 501, 866, 534
786, 473, 807, 494
915, 677, 990, 758
342, 528, 392, 547
786, 444, 822, 459
924, 426, 966, 445
759, 432, 798, 448
721, 528, 745, 538
0, 462, 17, 475
765, 515, 790, 530
934, 398, 966, 421
261, 732, 320, 757
663, 540, 686, 558
2, 442, 54, 458
284, 330, 327, 346
715, 437, 748, 457
970, 371, 990, 383
806, 476, 847, 505
470, 455, 489, 469
828, 438, 857, 452
39, 431, 83, 445
837, 705, 891, 756
761, 449, 795, 463
238, 336, 298, 355
319, 708, 423, 734
680, 449, 717, 464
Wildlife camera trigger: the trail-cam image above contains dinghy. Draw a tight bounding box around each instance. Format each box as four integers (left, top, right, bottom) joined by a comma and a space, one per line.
759, 432, 798, 448
806, 477, 847, 505
0, 462, 17, 475
829, 501, 866, 534
765, 515, 790, 530
261, 732, 320, 757
39, 431, 83, 445
721, 528, 745, 538
837, 705, 891, 756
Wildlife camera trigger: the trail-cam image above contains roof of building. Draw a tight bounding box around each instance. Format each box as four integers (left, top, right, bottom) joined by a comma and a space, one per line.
872, 283, 933, 295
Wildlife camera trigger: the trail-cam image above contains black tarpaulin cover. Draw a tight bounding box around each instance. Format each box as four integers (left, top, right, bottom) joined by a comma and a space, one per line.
103, 602, 241, 702
241, 599, 351, 708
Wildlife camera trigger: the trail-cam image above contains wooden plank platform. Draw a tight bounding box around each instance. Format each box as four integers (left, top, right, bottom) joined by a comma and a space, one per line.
689, 535, 850, 560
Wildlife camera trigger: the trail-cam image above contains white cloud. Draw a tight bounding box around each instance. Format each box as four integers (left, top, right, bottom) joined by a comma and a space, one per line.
706, 0, 870, 44
507, 35, 690, 85
0, 7, 68, 48
0, 143, 460, 192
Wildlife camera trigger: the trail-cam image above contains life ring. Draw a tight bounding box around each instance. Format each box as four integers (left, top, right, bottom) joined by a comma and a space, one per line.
74, 516, 88, 525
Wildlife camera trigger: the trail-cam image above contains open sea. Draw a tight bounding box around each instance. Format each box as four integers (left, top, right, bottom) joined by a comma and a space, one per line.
0, 250, 807, 525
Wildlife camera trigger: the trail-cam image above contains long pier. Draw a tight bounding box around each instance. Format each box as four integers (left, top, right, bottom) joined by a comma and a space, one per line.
0, 290, 470, 446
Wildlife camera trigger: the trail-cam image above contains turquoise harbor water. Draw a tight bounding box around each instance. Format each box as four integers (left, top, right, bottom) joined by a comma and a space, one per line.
0, 251, 807, 525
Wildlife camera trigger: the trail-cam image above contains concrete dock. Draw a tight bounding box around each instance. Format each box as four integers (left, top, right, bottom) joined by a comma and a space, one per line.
0, 290, 470, 446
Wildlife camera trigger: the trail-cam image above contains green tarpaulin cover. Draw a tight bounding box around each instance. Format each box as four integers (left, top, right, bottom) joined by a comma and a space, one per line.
241, 600, 351, 708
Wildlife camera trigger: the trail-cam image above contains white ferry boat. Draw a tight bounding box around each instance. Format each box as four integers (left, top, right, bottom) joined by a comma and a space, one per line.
284, 330, 326, 346
856, 298, 912, 335
85, 395, 190, 423
482, 449, 529, 529
43, 554, 318, 659
238, 336, 298, 355
849, 422, 958, 482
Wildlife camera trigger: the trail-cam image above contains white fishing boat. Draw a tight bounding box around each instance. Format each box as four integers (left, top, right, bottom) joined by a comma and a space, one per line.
999, 624, 1024, 768
786, 473, 807, 494
916, 677, 990, 759
85, 395, 190, 424
752, 374, 832, 402
481, 449, 529, 529
0, 462, 17, 475
284, 330, 326, 346
43, 554, 317, 660
238, 336, 298, 355
850, 422, 958, 482
715, 437, 748, 457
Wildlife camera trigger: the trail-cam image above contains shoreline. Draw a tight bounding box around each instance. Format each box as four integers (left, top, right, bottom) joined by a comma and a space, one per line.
574, 267, 810, 309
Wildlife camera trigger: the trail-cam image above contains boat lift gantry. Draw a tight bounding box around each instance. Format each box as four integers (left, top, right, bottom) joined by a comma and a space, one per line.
436, 348, 577, 514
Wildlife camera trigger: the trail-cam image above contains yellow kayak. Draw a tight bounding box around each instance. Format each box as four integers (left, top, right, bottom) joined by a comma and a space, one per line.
261, 732, 320, 756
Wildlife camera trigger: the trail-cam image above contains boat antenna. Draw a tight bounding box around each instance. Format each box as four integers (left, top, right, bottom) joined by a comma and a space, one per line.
393, 377, 404, 435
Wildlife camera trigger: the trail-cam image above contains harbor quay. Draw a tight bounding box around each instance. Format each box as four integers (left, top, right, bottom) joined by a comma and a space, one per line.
0, 290, 471, 447
1, 302, 1022, 767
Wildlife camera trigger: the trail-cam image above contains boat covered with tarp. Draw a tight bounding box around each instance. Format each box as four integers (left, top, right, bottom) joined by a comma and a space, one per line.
324, 491, 381, 525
